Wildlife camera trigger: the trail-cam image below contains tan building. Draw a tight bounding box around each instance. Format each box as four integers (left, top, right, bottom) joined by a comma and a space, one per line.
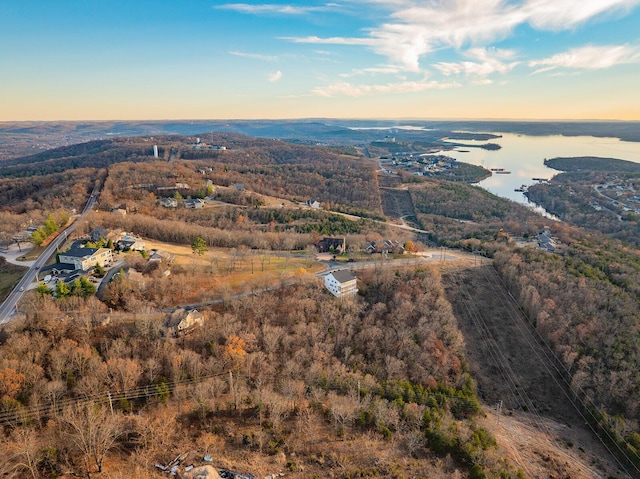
165, 308, 205, 337
58, 247, 112, 271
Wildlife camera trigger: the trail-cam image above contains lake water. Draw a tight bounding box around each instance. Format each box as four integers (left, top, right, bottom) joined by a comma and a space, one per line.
438, 133, 640, 216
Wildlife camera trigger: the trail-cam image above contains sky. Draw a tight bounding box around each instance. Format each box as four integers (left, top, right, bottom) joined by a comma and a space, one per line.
1, 0, 640, 121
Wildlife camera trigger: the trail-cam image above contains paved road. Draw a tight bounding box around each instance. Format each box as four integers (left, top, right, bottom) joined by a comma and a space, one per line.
0, 187, 100, 325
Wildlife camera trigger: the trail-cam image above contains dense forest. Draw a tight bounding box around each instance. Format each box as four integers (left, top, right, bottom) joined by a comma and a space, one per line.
408, 180, 544, 245
0, 269, 522, 478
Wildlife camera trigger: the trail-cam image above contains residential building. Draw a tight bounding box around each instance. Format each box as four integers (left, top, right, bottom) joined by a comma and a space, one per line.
58, 247, 113, 271
88, 227, 109, 242
160, 197, 178, 208
116, 238, 146, 251
316, 237, 346, 254
324, 270, 358, 298
185, 198, 205, 209
365, 239, 405, 255
165, 308, 205, 337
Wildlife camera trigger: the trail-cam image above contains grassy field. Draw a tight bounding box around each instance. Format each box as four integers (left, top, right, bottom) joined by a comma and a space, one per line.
0, 260, 29, 303
138, 240, 327, 303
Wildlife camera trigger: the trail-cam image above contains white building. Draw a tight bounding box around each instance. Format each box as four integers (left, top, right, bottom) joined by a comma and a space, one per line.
324, 270, 358, 298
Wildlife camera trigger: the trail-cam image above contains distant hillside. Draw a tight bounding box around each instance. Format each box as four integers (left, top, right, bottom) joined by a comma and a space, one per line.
2, 119, 638, 160
544, 156, 640, 173
0, 132, 383, 217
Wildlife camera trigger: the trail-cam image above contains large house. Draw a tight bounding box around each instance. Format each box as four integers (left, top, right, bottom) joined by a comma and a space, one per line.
165, 308, 205, 337
316, 237, 346, 254
58, 246, 112, 271
185, 198, 205, 209
160, 197, 178, 208
365, 239, 405, 255
116, 238, 146, 252
324, 270, 358, 298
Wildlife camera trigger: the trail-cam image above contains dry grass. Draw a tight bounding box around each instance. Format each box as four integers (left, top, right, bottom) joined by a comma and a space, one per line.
142, 239, 325, 303
0, 260, 28, 302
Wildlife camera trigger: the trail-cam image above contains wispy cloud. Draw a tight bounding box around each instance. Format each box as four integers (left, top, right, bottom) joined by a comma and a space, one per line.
523, 0, 640, 30
312, 78, 460, 97
529, 44, 640, 73
435, 47, 519, 77
340, 65, 403, 77
229, 51, 279, 61
268, 70, 283, 82
284, 0, 640, 72
216, 3, 335, 15
281, 35, 374, 47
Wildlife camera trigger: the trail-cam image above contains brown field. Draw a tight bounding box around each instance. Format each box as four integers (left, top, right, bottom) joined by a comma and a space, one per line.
141, 239, 326, 303
0, 259, 28, 302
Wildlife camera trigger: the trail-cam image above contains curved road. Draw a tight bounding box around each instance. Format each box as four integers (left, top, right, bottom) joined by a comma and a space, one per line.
0, 186, 100, 325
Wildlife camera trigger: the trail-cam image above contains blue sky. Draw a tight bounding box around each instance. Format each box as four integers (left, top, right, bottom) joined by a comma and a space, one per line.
2, 0, 640, 121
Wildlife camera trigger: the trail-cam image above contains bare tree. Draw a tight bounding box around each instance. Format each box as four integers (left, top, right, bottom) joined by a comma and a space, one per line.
59, 401, 126, 476
0, 427, 41, 479
327, 391, 358, 440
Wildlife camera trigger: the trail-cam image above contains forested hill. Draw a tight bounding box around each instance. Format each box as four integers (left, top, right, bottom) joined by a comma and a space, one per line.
545, 156, 640, 173
0, 132, 383, 217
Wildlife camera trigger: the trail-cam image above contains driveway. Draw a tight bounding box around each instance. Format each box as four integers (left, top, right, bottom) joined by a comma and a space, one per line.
0, 242, 36, 267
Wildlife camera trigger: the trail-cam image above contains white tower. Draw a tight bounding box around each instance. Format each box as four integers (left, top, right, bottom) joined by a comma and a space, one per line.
153, 145, 158, 158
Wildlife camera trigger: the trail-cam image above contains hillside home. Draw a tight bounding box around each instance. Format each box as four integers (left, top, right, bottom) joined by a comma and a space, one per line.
88, 227, 109, 242
185, 198, 205, 209
160, 197, 178, 208
316, 237, 346, 254
58, 247, 112, 271
324, 270, 358, 298
116, 238, 146, 251
165, 308, 205, 337
365, 239, 405, 255
149, 249, 174, 263
306, 199, 321, 209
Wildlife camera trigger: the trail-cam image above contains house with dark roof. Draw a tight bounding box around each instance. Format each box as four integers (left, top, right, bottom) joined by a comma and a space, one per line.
323, 270, 358, 298
36, 263, 78, 282
316, 237, 346, 254
365, 239, 405, 255
58, 247, 112, 271
185, 198, 205, 209
116, 238, 146, 251
160, 197, 178, 208
88, 227, 109, 242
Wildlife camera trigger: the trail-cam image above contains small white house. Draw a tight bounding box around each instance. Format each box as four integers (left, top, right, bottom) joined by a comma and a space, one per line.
324, 270, 358, 298
185, 198, 205, 209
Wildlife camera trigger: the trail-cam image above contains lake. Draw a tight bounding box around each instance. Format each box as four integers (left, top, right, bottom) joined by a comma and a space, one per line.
438, 133, 640, 216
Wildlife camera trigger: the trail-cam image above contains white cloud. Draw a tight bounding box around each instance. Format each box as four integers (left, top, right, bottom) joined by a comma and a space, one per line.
523, 0, 640, 30
229, 51, 278, 61
340, 65, 403, 77
216, 3, 335, 15
281, 35, 374, 47
312, 78, 460, 97
284, 0, 640, 72
268, 70, 283, 82
529, 44, 640, 73
435, 47, 519, 77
